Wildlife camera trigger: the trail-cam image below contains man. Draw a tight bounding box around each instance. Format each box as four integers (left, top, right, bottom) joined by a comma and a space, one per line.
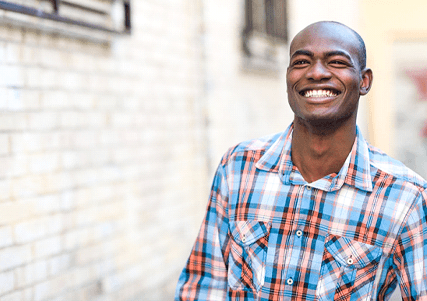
175, 21, 427, 300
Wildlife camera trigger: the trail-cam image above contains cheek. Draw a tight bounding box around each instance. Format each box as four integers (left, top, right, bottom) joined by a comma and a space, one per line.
286, 70, 302, 87
341, 73, 362, 89
286, 95, 300, 114
286, 77, 293, 90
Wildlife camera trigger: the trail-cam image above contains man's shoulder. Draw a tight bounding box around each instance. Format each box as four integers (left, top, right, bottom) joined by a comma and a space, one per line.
368, 143, 427, 189
220, 132, 283, 166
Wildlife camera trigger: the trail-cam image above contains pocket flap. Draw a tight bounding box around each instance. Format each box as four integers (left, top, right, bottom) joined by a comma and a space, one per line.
325, 235, 382, 269
230, 220, 271, 246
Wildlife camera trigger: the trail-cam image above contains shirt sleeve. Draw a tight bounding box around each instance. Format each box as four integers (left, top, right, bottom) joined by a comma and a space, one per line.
394, 188, 427, 300
175, 163, 231, 301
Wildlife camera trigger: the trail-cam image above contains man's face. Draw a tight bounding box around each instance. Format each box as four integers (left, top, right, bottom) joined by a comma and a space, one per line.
286, 23, 371, 127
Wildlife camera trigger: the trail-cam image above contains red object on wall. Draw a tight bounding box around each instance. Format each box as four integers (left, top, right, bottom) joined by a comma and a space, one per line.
405, 69, 427, 137
406, 69, 427, 100
421, 121, 427, 138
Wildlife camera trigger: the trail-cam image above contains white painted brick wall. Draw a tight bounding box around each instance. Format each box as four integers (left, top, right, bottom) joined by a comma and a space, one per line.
0, 271, 14, 295
0, 245, 32, 270
0, 0, 292, 300
15, 260, 48, 287
48, 254, 71, 277
0, 226, 13, 248
33, 236, 62, 259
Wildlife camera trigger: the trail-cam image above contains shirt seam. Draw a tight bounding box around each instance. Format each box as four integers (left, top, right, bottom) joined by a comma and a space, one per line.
390, 187, 424, 256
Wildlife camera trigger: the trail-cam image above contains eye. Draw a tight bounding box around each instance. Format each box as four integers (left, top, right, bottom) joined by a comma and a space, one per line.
329, 60, 348, 67
292, 59, 309, 67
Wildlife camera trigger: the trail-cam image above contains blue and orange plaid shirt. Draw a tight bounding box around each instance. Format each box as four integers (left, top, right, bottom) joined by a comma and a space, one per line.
175, 124, 427, 300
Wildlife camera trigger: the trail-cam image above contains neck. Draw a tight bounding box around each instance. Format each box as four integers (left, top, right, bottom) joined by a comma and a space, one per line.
291, 117, 357, 183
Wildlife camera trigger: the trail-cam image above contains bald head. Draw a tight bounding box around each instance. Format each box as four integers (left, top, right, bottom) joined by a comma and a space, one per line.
290, 21, 367, 70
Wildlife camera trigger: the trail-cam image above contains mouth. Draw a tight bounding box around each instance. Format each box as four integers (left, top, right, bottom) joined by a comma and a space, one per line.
299, 89, 341, 98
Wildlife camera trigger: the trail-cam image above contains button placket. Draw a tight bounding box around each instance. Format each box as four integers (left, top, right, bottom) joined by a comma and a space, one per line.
282, 185, 305, 291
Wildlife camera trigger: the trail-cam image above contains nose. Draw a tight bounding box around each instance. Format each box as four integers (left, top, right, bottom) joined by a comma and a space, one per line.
306, 61, 332, 81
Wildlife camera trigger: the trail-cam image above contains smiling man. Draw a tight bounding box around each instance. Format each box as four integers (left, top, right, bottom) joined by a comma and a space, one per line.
175, 21, 427, 300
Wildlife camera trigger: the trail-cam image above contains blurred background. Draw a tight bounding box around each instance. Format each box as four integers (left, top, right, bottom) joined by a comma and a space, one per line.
0, 0, 426, 300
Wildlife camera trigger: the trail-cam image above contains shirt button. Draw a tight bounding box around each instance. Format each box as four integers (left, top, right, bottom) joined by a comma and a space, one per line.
296, 230, 303, 237
347, 258, 354, 265
306, 186, 311, 190
287, 278, 294, 285
242, 235, 246, 243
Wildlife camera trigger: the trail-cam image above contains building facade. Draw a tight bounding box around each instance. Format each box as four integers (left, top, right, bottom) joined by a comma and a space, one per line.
0, 0, 424, 300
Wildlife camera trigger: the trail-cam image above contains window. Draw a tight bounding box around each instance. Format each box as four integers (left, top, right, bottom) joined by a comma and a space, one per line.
242, 0, 288, 73
0, 0, 131, 41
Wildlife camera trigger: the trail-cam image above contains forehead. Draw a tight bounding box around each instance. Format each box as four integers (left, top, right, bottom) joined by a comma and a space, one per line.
290, 24, 360, 60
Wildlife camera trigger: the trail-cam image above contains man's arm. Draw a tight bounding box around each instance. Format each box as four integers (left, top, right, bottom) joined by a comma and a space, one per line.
394, 189, 427, 300
175, 164, 231, 301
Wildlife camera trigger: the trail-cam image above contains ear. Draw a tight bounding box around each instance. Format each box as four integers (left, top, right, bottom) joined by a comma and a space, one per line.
359, 68, 373, 96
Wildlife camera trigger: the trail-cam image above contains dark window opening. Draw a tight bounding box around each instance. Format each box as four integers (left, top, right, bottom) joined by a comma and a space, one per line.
244, 0, 287, 43
242, 0, 288, 73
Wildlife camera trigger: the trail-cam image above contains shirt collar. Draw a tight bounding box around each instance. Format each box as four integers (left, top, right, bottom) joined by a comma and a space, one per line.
255, 124, 373, 192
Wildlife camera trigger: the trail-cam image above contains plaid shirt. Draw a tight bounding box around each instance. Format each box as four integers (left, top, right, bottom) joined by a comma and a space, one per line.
175, 124, 427, 301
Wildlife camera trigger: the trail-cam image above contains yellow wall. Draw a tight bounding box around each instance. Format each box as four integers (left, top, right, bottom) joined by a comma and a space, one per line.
361, 0, 427, 154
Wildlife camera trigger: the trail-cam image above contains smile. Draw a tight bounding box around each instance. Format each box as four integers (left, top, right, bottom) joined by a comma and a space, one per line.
300, 89, 340, 98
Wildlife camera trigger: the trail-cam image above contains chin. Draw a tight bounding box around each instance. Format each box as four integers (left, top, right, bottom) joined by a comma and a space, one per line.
298, 113, 355, 131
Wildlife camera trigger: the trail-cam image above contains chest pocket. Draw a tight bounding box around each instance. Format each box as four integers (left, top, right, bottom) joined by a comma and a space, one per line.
228, 220, 271, 293
316, 235, 383, 301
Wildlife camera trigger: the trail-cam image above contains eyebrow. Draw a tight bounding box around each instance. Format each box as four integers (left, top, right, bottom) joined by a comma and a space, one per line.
290, 50, 314, 59
290, 49, 354, 63
325, 50, 353, 62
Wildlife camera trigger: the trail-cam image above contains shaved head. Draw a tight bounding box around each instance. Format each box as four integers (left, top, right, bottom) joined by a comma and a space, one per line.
291, 21, 367, 70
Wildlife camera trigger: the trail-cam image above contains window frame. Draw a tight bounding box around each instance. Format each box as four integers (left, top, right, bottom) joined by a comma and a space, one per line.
0, 0, 131, 35
242, 0, 288, 74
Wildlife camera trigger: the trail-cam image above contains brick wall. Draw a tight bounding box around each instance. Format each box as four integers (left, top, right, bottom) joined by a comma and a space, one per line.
0, 0, 291, 300
0, 1, 207, 300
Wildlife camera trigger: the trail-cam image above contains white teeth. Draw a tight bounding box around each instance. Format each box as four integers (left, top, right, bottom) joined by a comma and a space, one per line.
304, 89, 337, 98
